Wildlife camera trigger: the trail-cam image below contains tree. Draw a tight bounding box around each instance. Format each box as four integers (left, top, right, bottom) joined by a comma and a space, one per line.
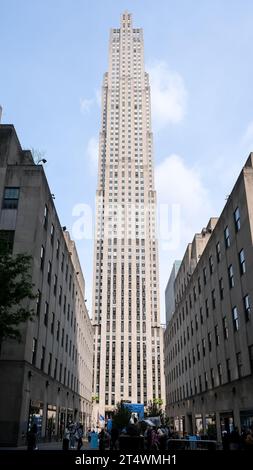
0, 244, 35, 352
145, 398, 164, 418
112, 401, 131, 431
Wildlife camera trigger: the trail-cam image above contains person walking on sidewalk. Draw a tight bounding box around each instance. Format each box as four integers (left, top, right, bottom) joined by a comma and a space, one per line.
62, 424, 70, 451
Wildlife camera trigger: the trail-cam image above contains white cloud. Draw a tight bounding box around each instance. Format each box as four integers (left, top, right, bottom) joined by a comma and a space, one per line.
80, 97, 94, 113
155, 154, 214, 323
86, 137, 99, 168
147, 61, 187, 129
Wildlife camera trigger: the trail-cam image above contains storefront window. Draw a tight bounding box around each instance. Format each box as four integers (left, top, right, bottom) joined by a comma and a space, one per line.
205, 413, 217, 439
46, 405, 57, 441
195, 414, 203, 435
28, 400, 43, 439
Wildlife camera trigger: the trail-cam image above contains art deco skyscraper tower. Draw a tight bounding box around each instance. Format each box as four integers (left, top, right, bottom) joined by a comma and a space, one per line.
92, 12, 165, 416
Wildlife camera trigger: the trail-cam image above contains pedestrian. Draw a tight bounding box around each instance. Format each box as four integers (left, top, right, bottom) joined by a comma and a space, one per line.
76, 424, 84, 450
27, 423, 38, 451
89, 429, 99, 449
62, 424, 70, 451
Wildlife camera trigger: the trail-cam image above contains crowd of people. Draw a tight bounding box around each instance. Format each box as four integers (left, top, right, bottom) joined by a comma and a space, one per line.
26, 418, 253, 451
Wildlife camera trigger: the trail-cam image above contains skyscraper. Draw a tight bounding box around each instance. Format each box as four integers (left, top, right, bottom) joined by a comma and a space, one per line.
92, 12, 165, 417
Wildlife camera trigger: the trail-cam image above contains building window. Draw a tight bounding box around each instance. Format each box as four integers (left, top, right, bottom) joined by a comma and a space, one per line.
50, 224, 55, 244
211, 289, 216, 309
239, 249, 246, 275
226, 359, 231, 382
210, 368, 215, 387
215, 325, 219, 346
236, 352, 242, 378
205, 298, 209, 318
2, 187, 19, 209
224, 226, 230, 248
202, 338, 206, 356
234, 207, 241, 232
208, 332, 212, 352
36, 290, 41, 316
47, 261, 52, 284
51, 312, 55, 335
232, 306, 239, 331
40, 245, 45, 271
0, 230, 15, 253
228, 265, 234, 288
40, 346, 45, 371
223, 316, 228, 339
32, 338, 37, 366
209, 255, 214, 275
216, 241, 221, 263
219, 278, 224, 300
244, 294, 251, 322
218, 363, 222, 385
44, 301, 49, 326
44, 204, 48, 229
203, 267, 207, 285
48, 353, 52, 376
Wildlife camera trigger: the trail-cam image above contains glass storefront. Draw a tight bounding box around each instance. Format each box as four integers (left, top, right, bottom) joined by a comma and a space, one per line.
220, 412, 234, 434
58, 407, 67, 439
28, 400, 43, 439
195, 414, 203, 435
46, 405, 57, 441
240, 410, 253, 429
204, 413, 217, 439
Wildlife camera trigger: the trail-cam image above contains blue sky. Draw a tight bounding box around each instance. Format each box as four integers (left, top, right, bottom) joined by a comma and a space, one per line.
1, 0, 253, 321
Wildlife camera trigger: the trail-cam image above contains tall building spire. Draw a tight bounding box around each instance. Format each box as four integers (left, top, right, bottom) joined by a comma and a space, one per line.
92, 12, 165, 417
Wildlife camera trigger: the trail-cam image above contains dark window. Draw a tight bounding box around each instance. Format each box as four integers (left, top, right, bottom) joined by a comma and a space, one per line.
212, 289, 216, 309
32, 338, 37, 366
215, 325, 219, 345
203, 267, 207, 285
50, 224, 55, 244
209, 255, 214, 275
200, 307, 203, 324
239, 249, 246, 275
198, 277, 201, 294
54, 359, 58, 379
197, 344, 200, 361
223, 316, 228, 339
211, 368, 215, 387
243, 294, 251, 322
228, 265, 234, 288
47, 261, 52, 284
236, 352, 242, 378
219, 278, 224, 300
59, 286, 62, 305
48, 353, 52, 375
216, 241, 221, 263
0, 230, 14, 253
44, 301, 49, 326
36, 290, 41, 316
3, 187, 19, 209
232, 306, 239, 331
226, 359, 231, 382
40, 346, 45, 371
218, 363, 222, 385
40, 245, 45, 271
224, 226, 230, 248
202, 338, 206, 356
44, 205, 48, 229
51, 312, 55, 335
61, 253, 65, 272
56, 239, 60, 259
56, 321, 60, 341
208, 332, 212, 352
234, 207, 241, 232
205, 298, 209, 318
53, 275, 57, 295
